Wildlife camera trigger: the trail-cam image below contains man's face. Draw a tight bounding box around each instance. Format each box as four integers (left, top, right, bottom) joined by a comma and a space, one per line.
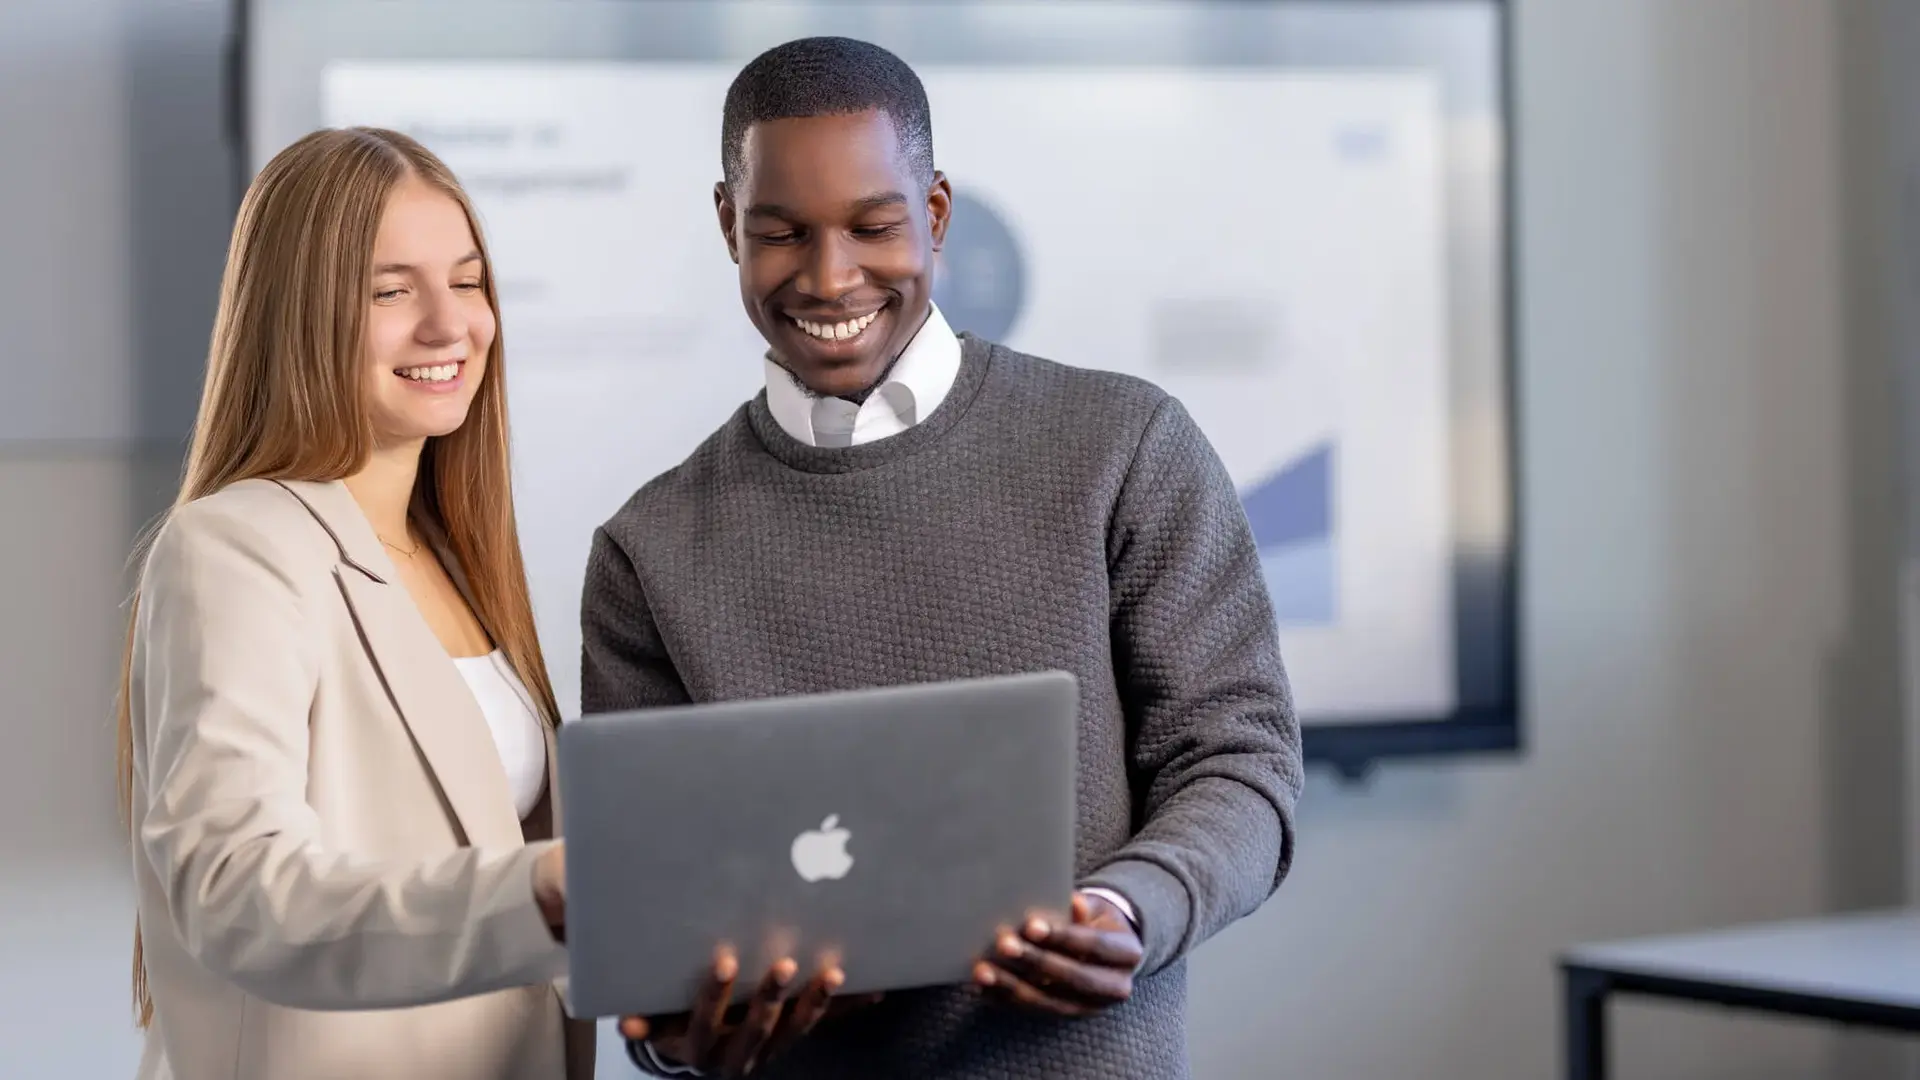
716, 109, 952, 399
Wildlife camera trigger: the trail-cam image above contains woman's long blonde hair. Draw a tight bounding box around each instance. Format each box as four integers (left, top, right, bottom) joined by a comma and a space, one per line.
116, 126, 558, 1028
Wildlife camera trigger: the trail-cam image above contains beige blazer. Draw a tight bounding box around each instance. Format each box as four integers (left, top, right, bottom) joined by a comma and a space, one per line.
127, 478, 595, 1080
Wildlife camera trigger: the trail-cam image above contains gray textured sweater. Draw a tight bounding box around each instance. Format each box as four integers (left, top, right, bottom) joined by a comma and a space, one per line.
581, 334, 1302, 1079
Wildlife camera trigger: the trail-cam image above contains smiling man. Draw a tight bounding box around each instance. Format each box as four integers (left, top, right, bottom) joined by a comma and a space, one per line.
581, 36, 1303, 1079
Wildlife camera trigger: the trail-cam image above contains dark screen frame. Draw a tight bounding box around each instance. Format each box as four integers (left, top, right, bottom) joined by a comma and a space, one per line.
228, 0, 1523, 784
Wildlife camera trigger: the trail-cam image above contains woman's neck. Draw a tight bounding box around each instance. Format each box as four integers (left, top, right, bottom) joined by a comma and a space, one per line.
343, 439, 425, 549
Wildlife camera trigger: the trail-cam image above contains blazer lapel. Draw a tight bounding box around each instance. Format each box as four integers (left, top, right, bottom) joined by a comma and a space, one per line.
541, 721, 564, 839
423, 516, 564, 844
273, 479, 523, 851
518, 721, 563, 843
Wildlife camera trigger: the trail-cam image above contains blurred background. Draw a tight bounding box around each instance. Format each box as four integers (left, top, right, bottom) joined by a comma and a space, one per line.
4, 0, 1919, 1077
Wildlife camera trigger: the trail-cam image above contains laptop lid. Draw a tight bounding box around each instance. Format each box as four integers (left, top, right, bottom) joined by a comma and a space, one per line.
557, 669, 1078, 1019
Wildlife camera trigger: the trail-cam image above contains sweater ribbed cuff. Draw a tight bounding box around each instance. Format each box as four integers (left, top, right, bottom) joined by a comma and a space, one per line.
1079, 858, 1191, 974
627, 1038, 705, 1076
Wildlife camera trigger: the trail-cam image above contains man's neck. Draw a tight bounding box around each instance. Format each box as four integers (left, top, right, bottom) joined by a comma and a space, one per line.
836, 354, 902, 406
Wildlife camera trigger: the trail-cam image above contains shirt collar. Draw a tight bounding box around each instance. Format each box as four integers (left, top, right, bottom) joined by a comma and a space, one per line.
762, 303, 963, 447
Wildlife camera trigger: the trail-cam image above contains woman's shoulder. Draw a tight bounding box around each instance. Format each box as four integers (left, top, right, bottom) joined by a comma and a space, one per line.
145, 479, 338, 587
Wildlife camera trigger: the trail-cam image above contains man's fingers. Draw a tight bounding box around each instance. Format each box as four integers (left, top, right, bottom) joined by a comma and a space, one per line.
991, 930, 1133, 1005
972, 960, 1093, 1017
1072, 893, 1094, 924
1020, 916, 1144, 969
684, 947, 739, 1061
794, 967, 843, 1030
720, 958, 797, 1074
758, 965, 844, 1066
776, 968, 843, 1039
638, 955, 866, 1071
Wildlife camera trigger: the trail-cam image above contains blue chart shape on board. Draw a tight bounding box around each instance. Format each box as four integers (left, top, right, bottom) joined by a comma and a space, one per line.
1238, 443, 1336, 625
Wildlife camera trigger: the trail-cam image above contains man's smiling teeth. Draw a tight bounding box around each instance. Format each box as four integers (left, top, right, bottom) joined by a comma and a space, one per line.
397, 362, 460, 383
792, 311, 878, 341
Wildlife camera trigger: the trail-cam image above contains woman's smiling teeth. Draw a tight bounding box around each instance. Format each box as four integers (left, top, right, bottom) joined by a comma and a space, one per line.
791, 311, 878, 342
396, 361, 461, 383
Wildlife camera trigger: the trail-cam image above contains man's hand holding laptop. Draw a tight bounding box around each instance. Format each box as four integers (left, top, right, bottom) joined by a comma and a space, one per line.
615, 889, 1144, 1075
617, 948, 880, 1076
975, 891, 1146, 1017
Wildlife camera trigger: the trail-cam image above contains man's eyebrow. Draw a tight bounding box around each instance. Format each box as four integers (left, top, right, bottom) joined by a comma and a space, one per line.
743, 192, 909, 220
849, 192, 909, 212
373, 250, 483, 274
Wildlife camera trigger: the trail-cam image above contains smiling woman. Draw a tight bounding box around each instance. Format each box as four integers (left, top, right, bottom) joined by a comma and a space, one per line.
112, 126, 593, 1080
364, 183, 493, 432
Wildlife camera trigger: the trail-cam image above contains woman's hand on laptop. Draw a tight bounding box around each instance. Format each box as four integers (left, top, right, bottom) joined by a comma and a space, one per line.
619, 947, 880, 1076
531, 842, 566, 942
973, 891, 1145, 1016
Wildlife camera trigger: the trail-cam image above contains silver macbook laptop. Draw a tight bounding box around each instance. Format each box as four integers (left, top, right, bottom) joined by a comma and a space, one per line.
556, 670, 1079, 1019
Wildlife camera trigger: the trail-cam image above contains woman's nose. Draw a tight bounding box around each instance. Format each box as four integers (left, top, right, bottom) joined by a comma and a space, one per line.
414, 288, 467, 345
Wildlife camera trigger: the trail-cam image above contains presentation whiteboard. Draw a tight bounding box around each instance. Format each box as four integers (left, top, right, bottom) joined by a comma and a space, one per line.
241, 0, 1519, 779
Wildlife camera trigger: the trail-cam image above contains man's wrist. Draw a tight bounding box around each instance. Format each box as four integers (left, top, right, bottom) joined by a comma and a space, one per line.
626, 1038, 702, 1077
1081, 886, 1139, 933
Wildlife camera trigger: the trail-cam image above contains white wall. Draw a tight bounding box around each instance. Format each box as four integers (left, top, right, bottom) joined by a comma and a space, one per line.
0, 1, 1903, 1079
1879, 0, 1920, 911
1188, 1, 1906, 1078
0, 0, 226, 1075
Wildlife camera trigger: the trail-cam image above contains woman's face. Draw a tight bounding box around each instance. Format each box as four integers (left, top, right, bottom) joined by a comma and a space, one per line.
362, 177, 495, 449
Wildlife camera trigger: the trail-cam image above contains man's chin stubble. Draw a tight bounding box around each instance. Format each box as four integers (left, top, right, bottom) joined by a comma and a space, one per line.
774, 350, 902, 406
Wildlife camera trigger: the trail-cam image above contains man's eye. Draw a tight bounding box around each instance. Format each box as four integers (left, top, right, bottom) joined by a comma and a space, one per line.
853, 224, 903, 240
755, 231, 800, 245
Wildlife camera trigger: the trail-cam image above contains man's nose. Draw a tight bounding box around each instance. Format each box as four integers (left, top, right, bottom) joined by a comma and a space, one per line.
795, 235, 863, 300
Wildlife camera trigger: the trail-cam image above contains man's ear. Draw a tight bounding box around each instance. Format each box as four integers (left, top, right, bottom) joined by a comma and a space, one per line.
927, 170, 953, 252
714, 182, 740, 265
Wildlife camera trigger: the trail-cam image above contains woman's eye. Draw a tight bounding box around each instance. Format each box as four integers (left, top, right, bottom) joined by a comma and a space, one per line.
374, 288, 404, 301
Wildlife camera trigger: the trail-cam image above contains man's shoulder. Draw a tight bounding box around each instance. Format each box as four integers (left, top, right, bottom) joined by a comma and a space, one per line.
981, 341, 1231, 494
980, 338, 1177, 445
986, 339, 1169, 408
597, 407, 752, 546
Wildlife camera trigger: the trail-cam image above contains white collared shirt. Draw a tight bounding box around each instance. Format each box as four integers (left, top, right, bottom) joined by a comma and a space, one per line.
763, 304, 963, 447
756, 305, 1140, 938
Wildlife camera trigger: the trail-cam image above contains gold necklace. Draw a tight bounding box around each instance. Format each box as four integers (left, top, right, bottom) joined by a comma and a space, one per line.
380, 534, 421, 557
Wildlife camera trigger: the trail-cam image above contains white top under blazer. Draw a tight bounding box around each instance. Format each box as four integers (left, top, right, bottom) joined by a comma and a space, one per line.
453, 649, 548, 820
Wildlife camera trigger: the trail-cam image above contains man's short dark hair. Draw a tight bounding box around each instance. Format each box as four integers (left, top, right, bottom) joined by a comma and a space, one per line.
721, 36, 935, 193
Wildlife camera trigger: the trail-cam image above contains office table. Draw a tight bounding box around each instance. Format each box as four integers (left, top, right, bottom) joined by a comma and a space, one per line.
1559, 909, 1920, 1079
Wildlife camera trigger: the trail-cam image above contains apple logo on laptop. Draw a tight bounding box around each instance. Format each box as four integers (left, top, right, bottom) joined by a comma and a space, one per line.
791, 815, 853, 883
